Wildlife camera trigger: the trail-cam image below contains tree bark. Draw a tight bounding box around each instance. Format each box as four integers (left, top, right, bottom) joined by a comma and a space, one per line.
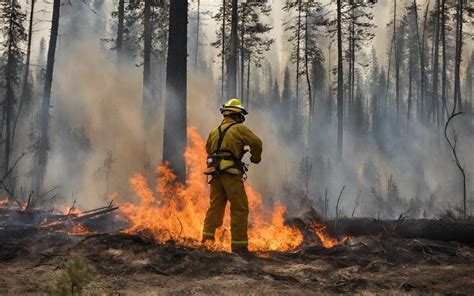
162, 0, 188, 182
33, 0, 60, 196
336, 0, 344, 159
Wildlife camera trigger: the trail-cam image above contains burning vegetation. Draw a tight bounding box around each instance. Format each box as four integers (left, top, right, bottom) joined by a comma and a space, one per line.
121, 127, 304, 252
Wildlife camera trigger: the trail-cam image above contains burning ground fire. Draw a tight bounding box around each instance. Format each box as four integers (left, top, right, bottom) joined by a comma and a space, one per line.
121, 127, 342, 252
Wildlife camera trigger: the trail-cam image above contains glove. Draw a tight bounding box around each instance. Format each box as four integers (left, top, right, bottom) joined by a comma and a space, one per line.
250, 156, 260, 164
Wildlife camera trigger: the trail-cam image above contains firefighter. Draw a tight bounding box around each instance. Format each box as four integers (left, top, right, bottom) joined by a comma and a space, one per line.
202, 98, 262, 255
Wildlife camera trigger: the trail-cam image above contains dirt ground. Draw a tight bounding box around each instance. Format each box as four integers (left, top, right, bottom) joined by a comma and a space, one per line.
1, 232, 473, 295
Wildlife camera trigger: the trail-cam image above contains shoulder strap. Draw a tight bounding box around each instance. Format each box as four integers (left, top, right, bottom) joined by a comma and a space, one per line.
216, 122, 239, 152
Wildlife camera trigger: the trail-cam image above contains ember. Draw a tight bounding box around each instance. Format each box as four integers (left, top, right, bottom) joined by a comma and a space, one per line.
121, 127, 304, 252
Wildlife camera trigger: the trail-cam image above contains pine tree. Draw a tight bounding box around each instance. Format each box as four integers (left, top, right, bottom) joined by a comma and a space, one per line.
1, 0, 26, 182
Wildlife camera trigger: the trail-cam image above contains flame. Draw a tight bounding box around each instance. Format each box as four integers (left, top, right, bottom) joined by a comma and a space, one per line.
311, 222, 349, 248
0, 197, 8, 207
121, 126, 303, 252
68, 223, 95, 236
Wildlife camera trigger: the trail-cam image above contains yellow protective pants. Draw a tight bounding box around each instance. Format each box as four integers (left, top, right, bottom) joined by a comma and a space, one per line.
202, 173, 249, 251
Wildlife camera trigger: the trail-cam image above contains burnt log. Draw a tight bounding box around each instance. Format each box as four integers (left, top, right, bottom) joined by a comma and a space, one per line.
321, 218, 474, 244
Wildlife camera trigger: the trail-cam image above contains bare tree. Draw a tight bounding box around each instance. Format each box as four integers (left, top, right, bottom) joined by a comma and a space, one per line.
33, 0, 61, 196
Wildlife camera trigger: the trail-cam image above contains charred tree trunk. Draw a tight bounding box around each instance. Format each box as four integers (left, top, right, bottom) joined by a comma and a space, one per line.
319, 218, 474, 243
116, 0, 124, 62
226, 0, 238, 98
33, 0, 60, 196
336, 0, 344, 159
162, 0, 188, 182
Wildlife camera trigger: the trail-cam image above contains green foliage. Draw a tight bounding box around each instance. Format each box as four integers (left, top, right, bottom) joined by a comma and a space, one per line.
54, 254, 93, 296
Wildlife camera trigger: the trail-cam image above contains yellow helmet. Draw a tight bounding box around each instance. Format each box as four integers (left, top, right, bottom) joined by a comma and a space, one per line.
220, 98, 248, 116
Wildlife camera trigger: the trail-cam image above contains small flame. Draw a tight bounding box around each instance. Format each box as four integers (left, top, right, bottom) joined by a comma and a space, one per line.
0, 197, 8, 207
121, 127, 303, 252
69, 223, 95, 236
311, 223, 349, 248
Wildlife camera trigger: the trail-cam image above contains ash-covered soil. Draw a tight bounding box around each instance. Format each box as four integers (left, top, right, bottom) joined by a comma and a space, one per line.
1, 232, 473, 295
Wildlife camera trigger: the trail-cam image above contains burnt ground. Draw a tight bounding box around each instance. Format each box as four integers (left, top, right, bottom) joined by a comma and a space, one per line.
1, 232, 473, 295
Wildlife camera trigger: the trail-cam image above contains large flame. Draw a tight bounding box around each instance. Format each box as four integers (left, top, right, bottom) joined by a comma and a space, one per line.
121, 127, 303, 252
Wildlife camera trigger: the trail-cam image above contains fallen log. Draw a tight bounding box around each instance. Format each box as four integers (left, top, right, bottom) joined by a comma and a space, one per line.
321, 218, 474, 244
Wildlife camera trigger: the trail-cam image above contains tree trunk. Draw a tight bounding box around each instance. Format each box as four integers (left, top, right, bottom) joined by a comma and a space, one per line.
348, 0, 355, 129
320, 218, 474, 243
142, 0, 153, 127
221, 0, 226, 101
440, 0, 448, 120
240, 4, 245, 101
226, 0, 238, 98
327, 45, 332, 122
453, 0, 463, 112
407, 43, 413, 133
162, 0, 188, 182
295, 0, 302, 115
304, 11, 313, 141
116, 0, 124, 62
420, 1, 430, 121
336, 0, 344, 159
194, 0, 200, 68
393, 0, 400, 127
33, 0, 61, 196
20, 0, 35, 107
246, 51, 251, 109
431, 0, 440, 126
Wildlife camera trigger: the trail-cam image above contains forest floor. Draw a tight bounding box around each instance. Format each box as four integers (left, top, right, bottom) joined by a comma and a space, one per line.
1, 232, 473, 295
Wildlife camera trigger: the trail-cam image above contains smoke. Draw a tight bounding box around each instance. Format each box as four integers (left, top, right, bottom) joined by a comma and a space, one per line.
10, 0, 473, 220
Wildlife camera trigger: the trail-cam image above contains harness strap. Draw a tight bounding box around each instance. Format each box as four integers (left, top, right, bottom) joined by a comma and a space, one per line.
215, 122, 239, 153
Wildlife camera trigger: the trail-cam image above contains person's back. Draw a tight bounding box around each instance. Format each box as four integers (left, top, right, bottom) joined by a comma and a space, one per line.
202, 98, 262, 254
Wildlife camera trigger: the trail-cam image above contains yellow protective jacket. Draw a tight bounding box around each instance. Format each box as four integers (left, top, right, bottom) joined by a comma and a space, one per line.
206, 118, 262, 174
